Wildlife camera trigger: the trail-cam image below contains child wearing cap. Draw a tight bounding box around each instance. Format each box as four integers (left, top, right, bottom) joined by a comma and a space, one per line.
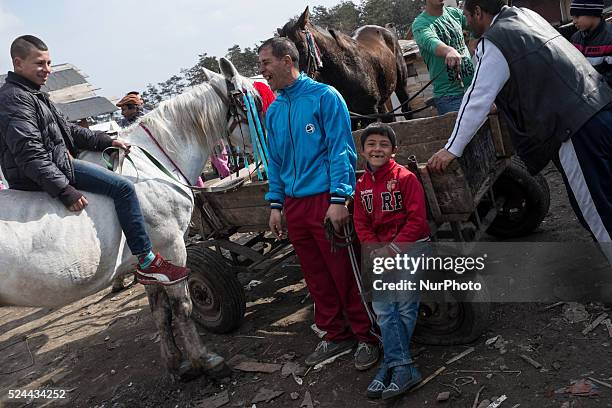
570, 0, 612, 87
353, 122, 431, 400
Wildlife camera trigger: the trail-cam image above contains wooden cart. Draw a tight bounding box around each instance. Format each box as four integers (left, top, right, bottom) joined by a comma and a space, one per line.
187, 112, 550, 344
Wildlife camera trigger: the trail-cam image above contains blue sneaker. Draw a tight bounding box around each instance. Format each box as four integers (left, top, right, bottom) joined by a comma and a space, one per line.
381, 364, 422, 400
366, 363, 390, 399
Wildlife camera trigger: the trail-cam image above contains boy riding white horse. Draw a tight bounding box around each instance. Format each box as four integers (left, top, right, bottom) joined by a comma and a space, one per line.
0, 35, 187, 286
0, 35, 266, 376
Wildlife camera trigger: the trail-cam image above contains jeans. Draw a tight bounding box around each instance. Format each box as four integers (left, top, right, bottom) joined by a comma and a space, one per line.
72, 159, 152, 255
434, 95, 464, 115
372, 300, 419, 368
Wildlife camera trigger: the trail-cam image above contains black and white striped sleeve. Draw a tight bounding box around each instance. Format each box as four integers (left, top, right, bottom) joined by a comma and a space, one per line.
444, 38, 510, 157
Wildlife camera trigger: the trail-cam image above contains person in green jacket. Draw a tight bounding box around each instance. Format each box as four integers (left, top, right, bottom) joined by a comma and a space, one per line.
412, 0, 475, 114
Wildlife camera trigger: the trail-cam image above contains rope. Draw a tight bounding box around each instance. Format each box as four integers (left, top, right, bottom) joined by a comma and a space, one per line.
324, 218, 356, 252
348, 70, 444, 121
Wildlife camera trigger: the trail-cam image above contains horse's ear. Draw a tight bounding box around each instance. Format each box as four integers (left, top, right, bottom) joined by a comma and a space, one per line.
277, 27, 283, 36
329, 29, 350, 50
219, 57, 239, 81
297, 6, 310, 29
201, 68, 212, 82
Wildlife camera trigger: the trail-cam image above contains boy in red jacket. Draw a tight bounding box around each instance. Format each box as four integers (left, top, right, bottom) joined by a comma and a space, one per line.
354, 123, 431, 400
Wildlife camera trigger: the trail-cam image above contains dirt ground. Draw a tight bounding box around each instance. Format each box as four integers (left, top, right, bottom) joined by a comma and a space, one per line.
1, 164, 611, 408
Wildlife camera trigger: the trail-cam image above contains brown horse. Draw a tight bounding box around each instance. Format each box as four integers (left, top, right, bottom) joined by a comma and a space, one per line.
278, 7, 412, 127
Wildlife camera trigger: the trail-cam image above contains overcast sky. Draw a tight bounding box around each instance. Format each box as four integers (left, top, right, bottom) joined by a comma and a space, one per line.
0, 0, 342, 99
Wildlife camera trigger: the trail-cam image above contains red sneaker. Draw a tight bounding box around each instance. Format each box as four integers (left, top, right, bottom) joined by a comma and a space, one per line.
136, 253, 189, 285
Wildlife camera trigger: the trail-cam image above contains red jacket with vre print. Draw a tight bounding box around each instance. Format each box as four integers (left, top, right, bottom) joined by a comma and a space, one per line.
354, 159, 430, 245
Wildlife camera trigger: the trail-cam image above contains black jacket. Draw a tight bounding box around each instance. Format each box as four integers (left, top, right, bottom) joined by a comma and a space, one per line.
571, 20, 612, 87
0, 71, 113, 203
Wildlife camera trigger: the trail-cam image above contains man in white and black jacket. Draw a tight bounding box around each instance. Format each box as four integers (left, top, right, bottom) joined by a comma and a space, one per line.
427, 0, 612, 243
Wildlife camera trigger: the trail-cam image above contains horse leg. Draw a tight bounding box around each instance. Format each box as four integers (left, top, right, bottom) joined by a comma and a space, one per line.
377, 102, 395, 123
144, 285, 183, 375
392, 37, 414, 120
111, 271, 137, 293
165, 281, 230, 378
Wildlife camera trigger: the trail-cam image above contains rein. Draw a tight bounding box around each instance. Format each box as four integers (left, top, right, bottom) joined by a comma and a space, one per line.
139, 123, 191, 184
324, 218, 357, 252
348, 70, 444, 120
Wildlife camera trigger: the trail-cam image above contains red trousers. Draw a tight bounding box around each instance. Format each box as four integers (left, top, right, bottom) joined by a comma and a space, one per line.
284, 193, 377, 344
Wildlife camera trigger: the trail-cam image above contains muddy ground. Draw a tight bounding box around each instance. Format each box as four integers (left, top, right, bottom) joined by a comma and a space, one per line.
1, 164, 611, 408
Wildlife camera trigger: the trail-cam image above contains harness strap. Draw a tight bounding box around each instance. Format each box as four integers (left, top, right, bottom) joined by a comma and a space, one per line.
139, 123, 191, 184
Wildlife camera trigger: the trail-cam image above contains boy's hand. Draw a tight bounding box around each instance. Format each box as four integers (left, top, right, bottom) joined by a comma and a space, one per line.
112, 139, 131, 154
370, 246, 393, 261
325, 203, 350, 232
269, 209, 286, 239
69, 196, 89, 212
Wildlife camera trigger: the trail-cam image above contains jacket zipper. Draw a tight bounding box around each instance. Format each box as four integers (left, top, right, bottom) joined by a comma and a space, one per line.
286, 95, 297, 197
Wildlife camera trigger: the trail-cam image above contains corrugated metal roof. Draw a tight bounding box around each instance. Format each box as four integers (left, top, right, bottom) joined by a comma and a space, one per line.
43, 68, 87, 92
0, 65, 87, 91
56, 96, 118, 121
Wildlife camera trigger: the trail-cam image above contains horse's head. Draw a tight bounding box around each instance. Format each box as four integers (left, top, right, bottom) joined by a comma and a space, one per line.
200, 58, 259, 152
278, 7, 319, 76
128, 58, 262, 183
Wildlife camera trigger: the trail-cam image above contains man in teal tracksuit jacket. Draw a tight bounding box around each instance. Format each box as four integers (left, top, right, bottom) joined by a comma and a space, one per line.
258, 37, 379, 370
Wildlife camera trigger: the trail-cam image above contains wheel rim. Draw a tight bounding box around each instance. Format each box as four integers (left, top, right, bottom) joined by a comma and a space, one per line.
188, 275, 222, 322
416, 300, 466, 335
492, 176, 529, 229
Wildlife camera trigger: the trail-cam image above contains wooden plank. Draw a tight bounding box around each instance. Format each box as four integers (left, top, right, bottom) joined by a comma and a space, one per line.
418, 165, 442, 221
353, 112, 458, 168
488, 114, 507, 157
203, 181, 268, 209
197, 194, 226, 233
430, 160, 474, 214
201, 163, 258, 189
221, 207, 270, 228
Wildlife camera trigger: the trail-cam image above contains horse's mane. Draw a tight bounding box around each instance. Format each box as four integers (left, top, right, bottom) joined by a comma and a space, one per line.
122, 70, 255, 157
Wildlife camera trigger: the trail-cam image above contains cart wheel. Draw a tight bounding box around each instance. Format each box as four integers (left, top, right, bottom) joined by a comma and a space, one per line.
187, 245, 246, 333
487, 157, 550, 238
413, 275, 490, 345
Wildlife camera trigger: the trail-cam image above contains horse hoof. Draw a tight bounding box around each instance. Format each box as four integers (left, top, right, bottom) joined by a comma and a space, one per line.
178, 360, 205, 382
110, 284, 127, 294
204, 361, 231, 380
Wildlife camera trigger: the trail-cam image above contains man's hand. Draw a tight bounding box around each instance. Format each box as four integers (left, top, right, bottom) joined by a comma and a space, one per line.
445, 48, 463, 71
112, 139, 131, 154
427, 148, 457, 174
269, 209, 286, 240
325, 203, 350, 232
69, 196, 89, 212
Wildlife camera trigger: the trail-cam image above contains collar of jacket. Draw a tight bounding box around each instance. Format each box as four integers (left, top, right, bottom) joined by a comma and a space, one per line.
582, 18, 606, 41
5, 71, 43, 93
365, 159, 397, 180
278, 72, 311, 98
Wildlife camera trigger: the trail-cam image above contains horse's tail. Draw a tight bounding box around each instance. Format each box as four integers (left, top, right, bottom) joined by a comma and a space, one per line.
384, 24, 413, 120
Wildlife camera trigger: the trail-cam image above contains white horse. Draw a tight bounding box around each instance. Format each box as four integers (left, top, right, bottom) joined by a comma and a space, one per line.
0, 58, 258, 375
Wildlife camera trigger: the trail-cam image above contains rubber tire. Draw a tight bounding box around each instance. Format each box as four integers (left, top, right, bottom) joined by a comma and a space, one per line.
413, 276, 490, 345
486, 157, 550, 239
186, 245, 246, 333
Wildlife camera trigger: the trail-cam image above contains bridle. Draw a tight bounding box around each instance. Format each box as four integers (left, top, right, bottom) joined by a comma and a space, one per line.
207, 77, 266, 176
302, 28, 323, 79
208, 78, 263, 135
